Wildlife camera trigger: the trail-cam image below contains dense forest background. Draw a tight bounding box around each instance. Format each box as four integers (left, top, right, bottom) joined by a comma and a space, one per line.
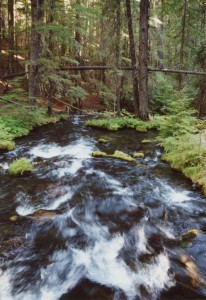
0, 0, 205, 118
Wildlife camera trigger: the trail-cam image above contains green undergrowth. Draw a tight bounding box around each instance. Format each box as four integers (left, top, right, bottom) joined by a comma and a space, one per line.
86, 116, 159, 131
8, 158, 34, 175
0, 106, 67, 151
156, 103, 206, 194
86, 108, 206, 195
160, 132, 206, 194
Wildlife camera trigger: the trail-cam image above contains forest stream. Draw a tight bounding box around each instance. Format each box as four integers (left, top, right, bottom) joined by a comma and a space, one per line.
1, 115, 206, 300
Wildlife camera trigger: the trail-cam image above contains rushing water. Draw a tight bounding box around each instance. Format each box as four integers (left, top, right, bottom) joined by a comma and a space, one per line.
0, 115, 206, 300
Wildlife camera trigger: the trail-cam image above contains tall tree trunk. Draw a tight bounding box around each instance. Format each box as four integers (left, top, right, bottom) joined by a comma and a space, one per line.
196, 1, 206, 117
8, 0, 15, 74
29, 0, 44, 105
115, 0, 121, 115
138, 0, 150, 120
75, 0, 81, 63
179, 0, 188, 89
125, 0, 139, 116
0, 0, 2, 52
100, 1, 108, 85
48, 0, 54, 54
47, 0, 55, 115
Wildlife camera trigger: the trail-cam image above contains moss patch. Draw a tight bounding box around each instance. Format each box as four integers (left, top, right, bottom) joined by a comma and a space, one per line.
141, 139, 152, 144
98, 138, 109, 143
136, 127, 147, 133
92, 151, 107, 157
133, 152, 144, 158
181, 229, 199, 241
110, 150, 135, 162
92, 150, 135, 162
8, 158, 34, 175
0, 140, 15, 151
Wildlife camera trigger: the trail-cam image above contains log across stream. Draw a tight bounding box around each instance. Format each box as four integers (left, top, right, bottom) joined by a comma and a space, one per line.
0, 115, 206, 300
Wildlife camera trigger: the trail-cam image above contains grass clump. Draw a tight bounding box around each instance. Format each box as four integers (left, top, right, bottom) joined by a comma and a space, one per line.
8, 158, 34, 175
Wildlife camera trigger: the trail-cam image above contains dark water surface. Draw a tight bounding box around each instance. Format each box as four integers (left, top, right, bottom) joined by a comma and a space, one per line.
0, 115, 206, 300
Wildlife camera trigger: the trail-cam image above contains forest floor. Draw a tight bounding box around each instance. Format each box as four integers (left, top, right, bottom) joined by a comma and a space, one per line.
82, 93, 104, 111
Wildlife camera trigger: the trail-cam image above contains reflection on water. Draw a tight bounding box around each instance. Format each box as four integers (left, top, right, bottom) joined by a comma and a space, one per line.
0, 115, 206, 300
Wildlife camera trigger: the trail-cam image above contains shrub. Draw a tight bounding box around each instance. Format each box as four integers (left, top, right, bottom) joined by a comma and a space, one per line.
8, 158, 34, 175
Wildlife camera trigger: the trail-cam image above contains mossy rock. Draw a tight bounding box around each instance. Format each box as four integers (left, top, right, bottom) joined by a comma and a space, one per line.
8, 158, 34, 175
141, 139, 152, 144
136, 127, 147, 133
181, 229, 199, 241
133, 152, 144, 158
0, 140, 15, 151
109, 150, 136, 162
92, 151, 108, 157
98, 138, 109, 143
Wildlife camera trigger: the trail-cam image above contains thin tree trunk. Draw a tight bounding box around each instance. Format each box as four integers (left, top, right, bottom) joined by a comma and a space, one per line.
115, 0, 121, 115
0, 0, 2, 52
179, 0, 187, 89
125, 0, 139, 116
138, 0, 150, 120
196, 1, 206, 117
47, 0, 55, 114
48, 0, 54, 54
8, 0, 15, 74
29, 0, 44, 106
100, 1, 108, 85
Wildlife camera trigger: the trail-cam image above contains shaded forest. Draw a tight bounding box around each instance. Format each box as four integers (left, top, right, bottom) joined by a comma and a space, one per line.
0, 0, 205, 118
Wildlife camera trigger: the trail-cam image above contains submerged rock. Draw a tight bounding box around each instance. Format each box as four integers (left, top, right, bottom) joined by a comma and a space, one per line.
29, 209, 57, 222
